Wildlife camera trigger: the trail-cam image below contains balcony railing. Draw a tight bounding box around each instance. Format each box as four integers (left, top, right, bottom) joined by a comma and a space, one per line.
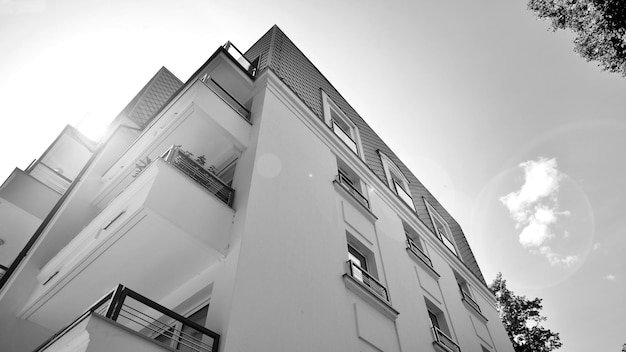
406, 237, 433, 268
393, 181, 416, 212
35, 285, 220, 352
459, 287, 481, 313
223, 41, 259, 77
336, 172, 369, 209
199, 74, 251, 120
432, 326, 461, 352
332, 120, 359, 155
162, 146, 235, 206
346, 260, 389, 302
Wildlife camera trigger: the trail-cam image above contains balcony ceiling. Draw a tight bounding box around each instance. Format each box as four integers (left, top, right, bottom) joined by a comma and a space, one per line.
21, 160, 234, 331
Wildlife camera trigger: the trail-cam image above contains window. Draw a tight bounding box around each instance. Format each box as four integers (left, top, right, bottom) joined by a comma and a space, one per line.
424, 200, 458, 256
454, 271, 481, 313
335, 158, 369, 209
425, 298, 460, 352
379, 151, 416, 212
404, 224, 434, 269
322, 91, 361, 156
345, 234, 389, 302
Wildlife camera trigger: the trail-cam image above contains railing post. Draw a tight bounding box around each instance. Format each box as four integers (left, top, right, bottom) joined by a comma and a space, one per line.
105, 284, 126, 320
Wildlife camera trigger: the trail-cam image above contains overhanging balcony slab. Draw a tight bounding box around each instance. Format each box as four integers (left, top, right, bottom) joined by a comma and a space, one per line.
20, 159, 234, 330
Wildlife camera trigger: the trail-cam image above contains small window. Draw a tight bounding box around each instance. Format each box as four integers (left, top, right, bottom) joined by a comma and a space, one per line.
345, 233, 389, 302
425, 298, 460, 352
322, 91, 361, 156
379, 151, 415, 212
454, 271, 482, 313
424, 200, 458, 256
336, 158, 369, 209
404, 223, 434, 269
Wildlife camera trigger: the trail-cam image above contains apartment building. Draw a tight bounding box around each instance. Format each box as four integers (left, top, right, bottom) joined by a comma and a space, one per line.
0, 26, 515, 352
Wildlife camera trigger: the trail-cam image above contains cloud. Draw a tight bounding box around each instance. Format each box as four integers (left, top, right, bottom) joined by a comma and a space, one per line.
605, 274, 616, 281
500, 157, 575, 267
592, 243, 600, 251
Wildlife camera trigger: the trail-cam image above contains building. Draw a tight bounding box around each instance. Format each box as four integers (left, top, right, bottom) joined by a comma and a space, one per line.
0, 26, 515, 352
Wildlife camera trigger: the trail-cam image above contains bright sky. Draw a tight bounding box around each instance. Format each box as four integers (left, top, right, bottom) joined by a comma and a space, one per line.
1, 0, 625, 351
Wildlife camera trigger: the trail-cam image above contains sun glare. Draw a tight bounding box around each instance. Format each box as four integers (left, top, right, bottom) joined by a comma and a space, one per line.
74, 113, 109, 142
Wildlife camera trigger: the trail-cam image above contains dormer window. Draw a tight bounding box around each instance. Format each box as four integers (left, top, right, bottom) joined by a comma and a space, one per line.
322, 91, 361, 156
425, 200, 458, 256
379, 151, 416, 212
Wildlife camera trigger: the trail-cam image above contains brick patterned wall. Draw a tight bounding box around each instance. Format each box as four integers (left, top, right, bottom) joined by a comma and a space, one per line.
245, 26, 485, 284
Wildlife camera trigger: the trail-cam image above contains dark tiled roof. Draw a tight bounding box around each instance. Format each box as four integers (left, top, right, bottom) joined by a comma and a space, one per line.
114, 67, 183, 130
246, 25, 485, 284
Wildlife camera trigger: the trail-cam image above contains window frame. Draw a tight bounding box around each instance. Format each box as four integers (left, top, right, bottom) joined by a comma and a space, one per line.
379, 151, 416, 212
322, 90, 361, 156
424, 199, 458, 256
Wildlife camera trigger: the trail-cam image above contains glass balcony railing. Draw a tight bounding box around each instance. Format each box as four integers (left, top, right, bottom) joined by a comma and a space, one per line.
34, 285, 220, 352
459, 286, 481, 313
332, 121, 359, 155
336, 172, 369, 209
223, 41, 258, 77
406, 237, 433, 268
432, 326, 461, 352
393, 181, 416, 212
161, 146, 235, 207
346, 260, 389, 303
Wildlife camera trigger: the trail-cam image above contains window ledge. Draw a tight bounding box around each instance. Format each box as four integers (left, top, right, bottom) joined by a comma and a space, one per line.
333, 181, 377, 222
462, 299, 488, 322
342, 274, 398, 320
406, 248, 440, 279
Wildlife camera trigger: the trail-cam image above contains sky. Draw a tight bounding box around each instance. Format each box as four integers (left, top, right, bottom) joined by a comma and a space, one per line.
1, 0, 625, 351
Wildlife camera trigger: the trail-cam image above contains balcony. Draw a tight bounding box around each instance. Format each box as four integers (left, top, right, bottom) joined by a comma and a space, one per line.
20, 155, 234, 330
406, 237, 433, 268
35, 285, 219, 352
432, 326, 461, 352
346, 260, 389, 302
393, 181, 416, 212
459, 285, 482, 314
162, 146, 234, 206
335, 172, 369, 209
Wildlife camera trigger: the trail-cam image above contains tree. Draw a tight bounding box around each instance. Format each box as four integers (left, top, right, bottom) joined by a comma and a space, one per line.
527, 0, 626, 76
488, 273, 562, 352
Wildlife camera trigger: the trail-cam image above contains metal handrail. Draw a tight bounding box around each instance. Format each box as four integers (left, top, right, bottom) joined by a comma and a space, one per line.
336, 172, 369, 208
199, 75, 250, 120
162, 146, 235, 207
346, 260, 389, 302
432, 326, 461, 352
406, 237, 433, 268
34, 285, 220, 352
459, 286, 481, 313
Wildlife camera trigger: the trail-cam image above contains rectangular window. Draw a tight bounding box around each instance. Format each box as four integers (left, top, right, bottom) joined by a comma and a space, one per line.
336, 158, 369, 209
322, 91, 361, 156
455, 272, 481, 313
425, 298, 460, 352
379, 151, 416, 212
425, 200, 458, 256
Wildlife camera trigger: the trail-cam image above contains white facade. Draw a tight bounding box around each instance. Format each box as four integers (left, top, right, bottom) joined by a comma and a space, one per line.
0, 28, 514, 352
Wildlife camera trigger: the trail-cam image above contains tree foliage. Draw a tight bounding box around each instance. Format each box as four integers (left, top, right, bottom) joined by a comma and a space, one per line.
488, 273, 562, 352
527, 0, 626, 76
